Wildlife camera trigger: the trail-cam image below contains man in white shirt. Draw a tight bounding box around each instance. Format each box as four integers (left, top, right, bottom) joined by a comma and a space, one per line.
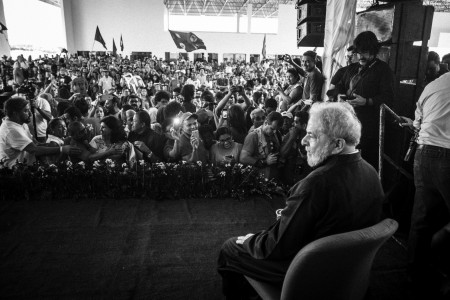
98, 70, 115, 93
0, 97, 80, 168
401, 72, 450, 298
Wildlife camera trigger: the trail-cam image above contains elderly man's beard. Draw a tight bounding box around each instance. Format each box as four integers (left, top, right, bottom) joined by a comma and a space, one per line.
306, 143, 334, 167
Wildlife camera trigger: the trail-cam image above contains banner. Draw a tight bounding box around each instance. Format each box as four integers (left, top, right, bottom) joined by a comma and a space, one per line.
120, 34, 124, 51
112, 38, 117, 55
94, 26, 107, 50
322, 0, 357, 99
169, 30, 206, 52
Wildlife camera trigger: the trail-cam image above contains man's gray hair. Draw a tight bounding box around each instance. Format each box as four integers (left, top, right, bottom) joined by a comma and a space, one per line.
309, 102, 361, 146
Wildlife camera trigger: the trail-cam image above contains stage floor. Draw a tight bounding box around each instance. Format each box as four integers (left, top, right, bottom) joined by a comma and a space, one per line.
0, 197, 411, 299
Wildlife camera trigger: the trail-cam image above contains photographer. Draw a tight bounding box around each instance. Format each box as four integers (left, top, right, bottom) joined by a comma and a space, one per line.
276, 68, 303, 112
0, 97, 80, 168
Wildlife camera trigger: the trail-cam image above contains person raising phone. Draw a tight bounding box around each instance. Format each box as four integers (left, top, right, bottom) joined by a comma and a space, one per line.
167, 112, 208, 163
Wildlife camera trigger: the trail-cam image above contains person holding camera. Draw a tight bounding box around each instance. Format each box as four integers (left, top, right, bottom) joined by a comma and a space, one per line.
276, 68, 303, 112
167, 112, 208, 163
240, 111, 283, 180
0, 97, 81, 168
209, 126, 243, 165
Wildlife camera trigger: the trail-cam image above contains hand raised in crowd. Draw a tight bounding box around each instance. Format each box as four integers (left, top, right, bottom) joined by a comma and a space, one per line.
170, 127, 181, 141
303, 99, 313, 106
266, 153, 279, 165
190, 134, 200, 149
284, 54, 293, 64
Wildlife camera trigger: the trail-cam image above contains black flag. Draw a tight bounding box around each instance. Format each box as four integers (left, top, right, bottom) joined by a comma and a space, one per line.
94, 26, 107, 50
0, 21, 7, 34
120, 34, 124, 51
112, 39, 117, 55
169, 30, 206, 52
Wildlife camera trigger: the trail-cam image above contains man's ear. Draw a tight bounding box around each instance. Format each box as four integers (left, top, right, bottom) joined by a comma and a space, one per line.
331, 138, 346, 155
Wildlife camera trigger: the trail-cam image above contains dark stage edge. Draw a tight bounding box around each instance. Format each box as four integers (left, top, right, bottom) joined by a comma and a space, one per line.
0, 197, 411, 300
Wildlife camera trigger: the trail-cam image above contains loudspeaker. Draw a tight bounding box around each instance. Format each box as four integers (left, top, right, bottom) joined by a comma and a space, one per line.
296, 0, 326, 47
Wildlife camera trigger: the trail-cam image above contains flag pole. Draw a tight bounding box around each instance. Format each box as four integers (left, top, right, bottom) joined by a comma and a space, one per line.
91, 40, 95, 52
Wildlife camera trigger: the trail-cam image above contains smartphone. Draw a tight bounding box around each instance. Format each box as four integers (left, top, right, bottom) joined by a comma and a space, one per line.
192, 129, 199, 140
222, 110, 228, 119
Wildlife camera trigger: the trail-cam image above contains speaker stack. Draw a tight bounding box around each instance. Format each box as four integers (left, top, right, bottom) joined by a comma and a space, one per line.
296, 0, 326, 47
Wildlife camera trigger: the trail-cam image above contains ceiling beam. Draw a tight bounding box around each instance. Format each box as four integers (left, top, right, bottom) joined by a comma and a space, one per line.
202, 0, 210, 14
218, 0, 230, 16
252, 0, 272, 17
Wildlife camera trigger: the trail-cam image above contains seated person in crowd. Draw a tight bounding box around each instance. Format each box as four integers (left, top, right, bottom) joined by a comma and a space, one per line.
240, 111, 283, 180
89, 115, 127, 162
166, 112, 208, 163
218, 102, 384, 299
128, 110, 167, 162
0, 97, 80, 168
209, 126, 243, 165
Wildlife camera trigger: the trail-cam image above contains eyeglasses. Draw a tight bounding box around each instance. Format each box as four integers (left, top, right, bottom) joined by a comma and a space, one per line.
218, 137, 232, 143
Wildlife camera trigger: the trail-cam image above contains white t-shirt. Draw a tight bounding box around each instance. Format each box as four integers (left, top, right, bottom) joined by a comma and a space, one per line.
34, 97, 52, 138
98, 76, 114, 93
0, 119, 36, 168
147, 107, 158, 124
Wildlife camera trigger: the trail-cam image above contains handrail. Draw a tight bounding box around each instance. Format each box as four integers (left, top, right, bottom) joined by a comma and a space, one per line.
378, 104, 414, 182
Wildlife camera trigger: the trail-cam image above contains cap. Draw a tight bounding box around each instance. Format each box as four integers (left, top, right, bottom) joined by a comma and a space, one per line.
179, 112, 198, 124
281, 111, 293, 119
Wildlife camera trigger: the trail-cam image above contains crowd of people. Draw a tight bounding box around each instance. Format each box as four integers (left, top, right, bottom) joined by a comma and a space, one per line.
1, 29, 450, 299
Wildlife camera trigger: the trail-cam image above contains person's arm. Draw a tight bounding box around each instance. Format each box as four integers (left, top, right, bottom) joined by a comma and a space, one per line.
283, 54, 306, 77
237, 87, 252, 110
88, 147, 122, 162
280, 128, 300, 158
24, 142, 79, 157
308, 72, 324, 102
277, 84, 302, 106
215, 89, 233, 115
31, 99, 52, 122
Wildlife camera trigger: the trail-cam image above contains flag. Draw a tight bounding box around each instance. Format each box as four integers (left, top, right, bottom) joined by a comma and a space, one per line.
120, 34, 124, 51
94, 26, 107, 50
112, 38, 117, 55
262, 34, 266, 59
169, 30, 206, 52
0, 21, 7, 34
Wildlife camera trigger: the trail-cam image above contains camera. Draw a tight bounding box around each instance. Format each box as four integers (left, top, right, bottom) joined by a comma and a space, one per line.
341, 95, 355, 101
17, 80, 37, 99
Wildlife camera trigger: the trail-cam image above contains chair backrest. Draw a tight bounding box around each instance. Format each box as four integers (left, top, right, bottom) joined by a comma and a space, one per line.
280, 218, 398, 300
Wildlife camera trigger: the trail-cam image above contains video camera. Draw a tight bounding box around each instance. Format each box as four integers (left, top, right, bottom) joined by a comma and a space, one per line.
17, 79, 37, 99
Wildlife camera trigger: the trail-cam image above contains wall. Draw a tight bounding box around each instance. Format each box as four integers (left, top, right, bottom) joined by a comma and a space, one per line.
0, 0, 11, 57
62, 0, 302, 62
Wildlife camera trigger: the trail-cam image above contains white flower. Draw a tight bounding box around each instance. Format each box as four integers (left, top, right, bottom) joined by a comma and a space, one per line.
93, 160, 101, 168
139, 160, 145, 166
49, 164, 57, 169
78, 162, 85, 169
219, 171, 226, 177
105, 159, 113, 165
66, 161, 73, 168
122, 163, 127, 168
197, 161, 202, 167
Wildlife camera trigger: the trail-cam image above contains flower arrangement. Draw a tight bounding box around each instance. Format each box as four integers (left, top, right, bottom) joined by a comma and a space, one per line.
0, 158, 285, 201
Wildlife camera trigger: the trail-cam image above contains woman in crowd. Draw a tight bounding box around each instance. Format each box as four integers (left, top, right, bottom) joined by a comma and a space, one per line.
180, 84, 196, 113
89, 115, 127, 162
209, 126, 242, 165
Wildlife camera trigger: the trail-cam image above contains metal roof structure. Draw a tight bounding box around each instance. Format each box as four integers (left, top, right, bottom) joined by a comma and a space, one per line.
38, 0, 450, 15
